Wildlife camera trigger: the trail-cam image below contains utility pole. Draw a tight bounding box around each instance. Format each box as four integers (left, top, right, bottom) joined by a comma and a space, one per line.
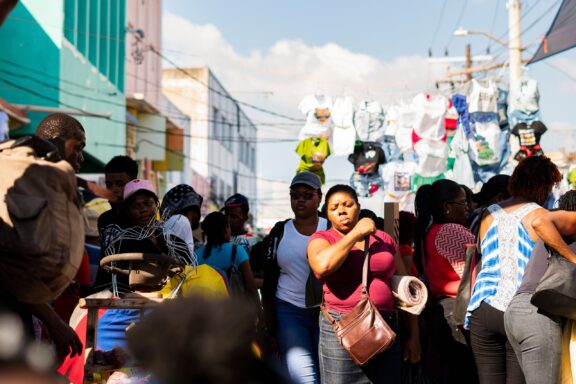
465, 44, 472, 81
508, 0, 522, 90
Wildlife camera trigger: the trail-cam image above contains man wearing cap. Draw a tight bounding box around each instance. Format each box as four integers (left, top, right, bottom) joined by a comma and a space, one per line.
160, 184, 204, 252
260, 172, 327, 383
223, 194, 259, 254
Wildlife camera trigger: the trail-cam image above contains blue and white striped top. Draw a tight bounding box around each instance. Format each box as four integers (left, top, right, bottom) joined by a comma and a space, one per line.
465, 202, 540, 328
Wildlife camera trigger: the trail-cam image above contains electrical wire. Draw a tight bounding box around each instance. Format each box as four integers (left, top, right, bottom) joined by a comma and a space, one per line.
429, 0, 449, 52
446, 0, 470, 48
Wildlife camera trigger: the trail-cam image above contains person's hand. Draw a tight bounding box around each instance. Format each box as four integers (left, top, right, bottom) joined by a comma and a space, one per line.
47, 317, 83, 364
354, 217, 377, 238
403, 335, 421, 364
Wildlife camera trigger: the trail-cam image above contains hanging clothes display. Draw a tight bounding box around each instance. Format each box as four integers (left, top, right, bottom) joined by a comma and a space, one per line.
468, 79, 498, 113
298, 94, 334, 141
413, 139, 448, 188
445, 100, 458, 131
412, 93, 448, 143
395, 102, 417, 153
382, 160, 417, 197
447, 124, 475, 188
382, 106, 401, 162
452, 94, 472, 137
349, 173, 385, 198
508, 78, 541, 127
348, 141, 386, 198
353, 99, 386, 142
331, 96, 356, 156
511, 121, 546, 161
295, 137, 331, 184
0, 112, 9, 141
347, 141, 386, 175
468, 112, 502, 167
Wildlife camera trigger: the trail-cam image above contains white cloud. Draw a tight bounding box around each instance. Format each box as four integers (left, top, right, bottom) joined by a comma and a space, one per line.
162, 12, 444, 118
161, 12, 446, 226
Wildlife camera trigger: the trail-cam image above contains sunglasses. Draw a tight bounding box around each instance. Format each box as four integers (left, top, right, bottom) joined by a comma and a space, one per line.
290, 192, 317, 200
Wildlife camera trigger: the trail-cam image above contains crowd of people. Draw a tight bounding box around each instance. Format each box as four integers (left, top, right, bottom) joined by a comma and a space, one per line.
2, 111, 576, 384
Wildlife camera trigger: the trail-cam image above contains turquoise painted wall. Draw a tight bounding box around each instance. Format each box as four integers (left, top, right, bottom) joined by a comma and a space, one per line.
0, 0, 127, 164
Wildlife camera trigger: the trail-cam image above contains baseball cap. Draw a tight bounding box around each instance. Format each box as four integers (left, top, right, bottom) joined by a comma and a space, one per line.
290, 172, 321, 190
123, 179, 157, 202
160, 184, 203, 217
224, 193, 249, 209
473, 175, 510, 206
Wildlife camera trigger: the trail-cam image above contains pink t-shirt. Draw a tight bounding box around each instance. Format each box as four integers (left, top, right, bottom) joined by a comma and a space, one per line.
309, 229, 398, 314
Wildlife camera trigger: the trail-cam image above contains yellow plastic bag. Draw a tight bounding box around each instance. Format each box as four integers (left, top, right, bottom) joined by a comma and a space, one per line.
158, 265, 229, 299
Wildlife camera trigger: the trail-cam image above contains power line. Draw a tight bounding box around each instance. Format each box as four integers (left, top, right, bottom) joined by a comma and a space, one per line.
429, 0, 449, 52
0, 77, 300, 144
149, 46, 304, 123
446, 0, 470, 48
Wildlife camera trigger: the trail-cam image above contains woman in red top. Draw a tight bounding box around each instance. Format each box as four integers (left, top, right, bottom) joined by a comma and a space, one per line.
308, 185, 419, 384
414, 179, 477, 383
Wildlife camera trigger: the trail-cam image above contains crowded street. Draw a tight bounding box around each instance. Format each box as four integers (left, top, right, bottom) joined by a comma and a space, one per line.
1, 0, 576, 383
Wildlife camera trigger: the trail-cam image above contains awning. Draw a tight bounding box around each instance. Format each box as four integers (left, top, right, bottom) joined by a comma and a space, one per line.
0, 98, 30, 127
78, 150, 106, 174
529, 0, 576, 64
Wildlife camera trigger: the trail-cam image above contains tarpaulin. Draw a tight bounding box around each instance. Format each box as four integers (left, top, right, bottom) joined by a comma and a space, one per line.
529, 0, 576, 64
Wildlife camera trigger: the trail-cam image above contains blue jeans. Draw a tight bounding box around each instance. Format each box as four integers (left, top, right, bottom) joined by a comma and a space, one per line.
276, 298, 320, 384
504, 293, 563, 384
319, 308, 401, 384
350, 173, 384, 197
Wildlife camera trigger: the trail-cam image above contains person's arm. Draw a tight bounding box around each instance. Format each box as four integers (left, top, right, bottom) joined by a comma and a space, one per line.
239, 260, 261, 308
25, 303, 83, 363
532, 211, 576, 263
308, 218, 376, 277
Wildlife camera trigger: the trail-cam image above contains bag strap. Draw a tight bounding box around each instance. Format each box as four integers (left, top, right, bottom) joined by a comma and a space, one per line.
361, 237, 370, 296
321, 236, 371, 324
228, 244, 238, 276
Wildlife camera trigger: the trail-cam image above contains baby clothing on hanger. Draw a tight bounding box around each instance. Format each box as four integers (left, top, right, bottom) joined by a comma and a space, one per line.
412, 93, 448, 142
348, 141, 386, 175
295, 137, 332, 184
298, 94, 334, 141
331, 97, 356, 156
511, 121, 546, 161
353, 100, 386, 142
509, 78, 540, 115
468, 79, 498, 113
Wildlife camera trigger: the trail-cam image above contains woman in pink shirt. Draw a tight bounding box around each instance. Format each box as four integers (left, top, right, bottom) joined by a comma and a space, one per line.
308, 185, 419, 384
414, 179, 477, 383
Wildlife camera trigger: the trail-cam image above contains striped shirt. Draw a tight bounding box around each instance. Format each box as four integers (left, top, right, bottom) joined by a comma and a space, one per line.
465, 202, 540, 328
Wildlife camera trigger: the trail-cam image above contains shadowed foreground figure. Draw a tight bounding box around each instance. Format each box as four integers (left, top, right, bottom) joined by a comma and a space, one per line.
127, 295, 287, 384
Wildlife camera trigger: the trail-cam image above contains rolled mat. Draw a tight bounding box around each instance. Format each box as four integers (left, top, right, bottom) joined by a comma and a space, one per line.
391, 275, 428, 315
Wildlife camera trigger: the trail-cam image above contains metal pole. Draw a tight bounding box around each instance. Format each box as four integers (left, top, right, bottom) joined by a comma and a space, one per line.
508, 0, 522, 90
466, 44, 472, 81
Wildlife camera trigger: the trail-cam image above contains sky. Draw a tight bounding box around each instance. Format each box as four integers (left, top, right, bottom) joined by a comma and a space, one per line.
161, 0, 576, 226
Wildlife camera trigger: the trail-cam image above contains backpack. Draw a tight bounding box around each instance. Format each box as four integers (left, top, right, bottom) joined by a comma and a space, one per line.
0, 136, 84, 303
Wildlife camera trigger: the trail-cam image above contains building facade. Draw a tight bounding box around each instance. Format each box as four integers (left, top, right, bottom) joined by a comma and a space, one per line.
163, 67, 257, 218
0, 0, 127, 170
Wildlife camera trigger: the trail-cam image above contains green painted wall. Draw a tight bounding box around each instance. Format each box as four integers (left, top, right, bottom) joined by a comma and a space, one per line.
0, 0, 127, 164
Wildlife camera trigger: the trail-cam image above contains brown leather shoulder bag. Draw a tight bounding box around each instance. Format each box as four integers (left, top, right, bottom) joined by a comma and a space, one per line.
321, 237, 397, 366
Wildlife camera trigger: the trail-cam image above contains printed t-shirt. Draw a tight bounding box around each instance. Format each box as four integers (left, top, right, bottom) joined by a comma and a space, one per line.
309, 229, 398, 313
295, 138, 331, 184
424, 223, 474, 298
348, 142, 386, 175
196, 242, 249, 283
298, 94, 334, 141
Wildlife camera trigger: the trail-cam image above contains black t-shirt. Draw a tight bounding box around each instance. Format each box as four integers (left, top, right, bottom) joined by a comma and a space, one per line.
511, 121, 547, 147
348, 142, 386, 175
